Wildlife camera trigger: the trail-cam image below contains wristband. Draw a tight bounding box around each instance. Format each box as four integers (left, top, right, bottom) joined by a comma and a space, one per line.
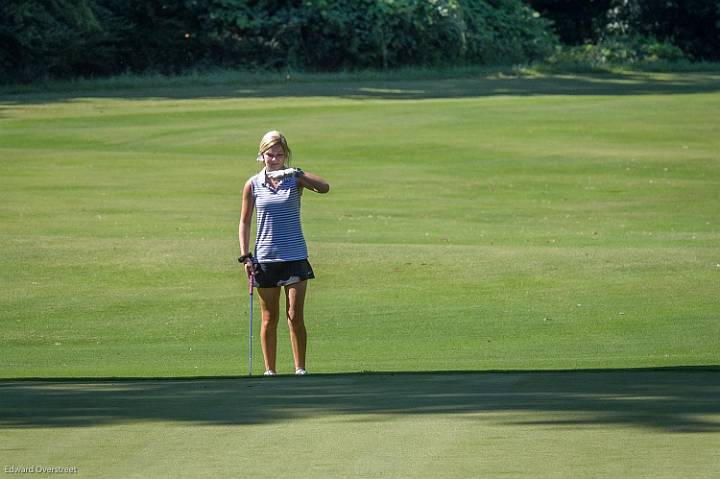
238, 253, 253, 263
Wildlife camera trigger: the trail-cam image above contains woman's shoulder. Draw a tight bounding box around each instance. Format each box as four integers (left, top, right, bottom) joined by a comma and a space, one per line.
244, 172, 262, 195
247, 170, 264, 186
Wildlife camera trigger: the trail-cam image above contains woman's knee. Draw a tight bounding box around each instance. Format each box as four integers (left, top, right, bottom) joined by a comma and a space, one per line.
287, 308, 304, 326
262, 311, 279, 327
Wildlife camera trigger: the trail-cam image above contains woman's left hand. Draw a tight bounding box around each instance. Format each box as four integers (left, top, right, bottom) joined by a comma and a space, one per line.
267, 168, 299, 180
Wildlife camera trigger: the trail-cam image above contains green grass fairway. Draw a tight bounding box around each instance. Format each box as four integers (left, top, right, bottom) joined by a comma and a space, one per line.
1, 70, 719, 476
1, 71, 719, 377
2, 370, 719, 478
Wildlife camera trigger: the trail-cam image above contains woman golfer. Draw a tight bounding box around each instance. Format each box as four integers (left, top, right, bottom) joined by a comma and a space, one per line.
239, 130, 330, 376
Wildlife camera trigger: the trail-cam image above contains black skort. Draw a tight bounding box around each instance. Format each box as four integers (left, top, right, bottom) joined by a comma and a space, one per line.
253, 259, 315, 288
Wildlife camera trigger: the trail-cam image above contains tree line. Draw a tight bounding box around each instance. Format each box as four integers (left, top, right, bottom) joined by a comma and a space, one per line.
1, 0, 718, 84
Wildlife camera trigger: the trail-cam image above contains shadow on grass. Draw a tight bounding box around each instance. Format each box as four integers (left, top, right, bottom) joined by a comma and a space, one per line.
1, 71, 720, 105
1, 367, 718, 433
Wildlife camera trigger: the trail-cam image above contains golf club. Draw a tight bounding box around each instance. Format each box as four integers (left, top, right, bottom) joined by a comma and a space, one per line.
239, 255, 255, 376
247, 264, 254, 376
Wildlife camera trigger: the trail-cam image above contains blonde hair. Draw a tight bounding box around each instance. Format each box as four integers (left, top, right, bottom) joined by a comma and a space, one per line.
257, 130, 292, 166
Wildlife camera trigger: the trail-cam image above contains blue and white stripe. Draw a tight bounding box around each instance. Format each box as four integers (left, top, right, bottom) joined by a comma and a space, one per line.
251, 169, 308, 262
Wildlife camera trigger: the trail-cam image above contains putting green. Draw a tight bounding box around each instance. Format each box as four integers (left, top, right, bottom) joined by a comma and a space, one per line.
2, 370, 718, 478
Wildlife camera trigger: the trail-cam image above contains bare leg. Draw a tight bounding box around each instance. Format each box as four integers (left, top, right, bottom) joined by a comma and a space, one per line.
285, 281, 308, 371
257, 287, 281, 373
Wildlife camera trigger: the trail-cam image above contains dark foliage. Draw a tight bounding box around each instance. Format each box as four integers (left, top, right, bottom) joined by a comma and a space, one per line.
1, 0, 718, 84
0, 0, 557, 83
527, 0, 612, 44
529, 0, 720, 60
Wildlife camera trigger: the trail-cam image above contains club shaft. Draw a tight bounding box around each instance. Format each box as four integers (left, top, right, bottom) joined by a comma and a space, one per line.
248, 292, 253, 376
248, 271, 254, 376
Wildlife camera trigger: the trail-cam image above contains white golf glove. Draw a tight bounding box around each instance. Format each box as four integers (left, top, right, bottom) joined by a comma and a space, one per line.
267, 168, 302, 180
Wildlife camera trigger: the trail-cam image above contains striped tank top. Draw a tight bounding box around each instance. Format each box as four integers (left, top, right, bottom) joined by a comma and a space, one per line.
251, 169, 308, 262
